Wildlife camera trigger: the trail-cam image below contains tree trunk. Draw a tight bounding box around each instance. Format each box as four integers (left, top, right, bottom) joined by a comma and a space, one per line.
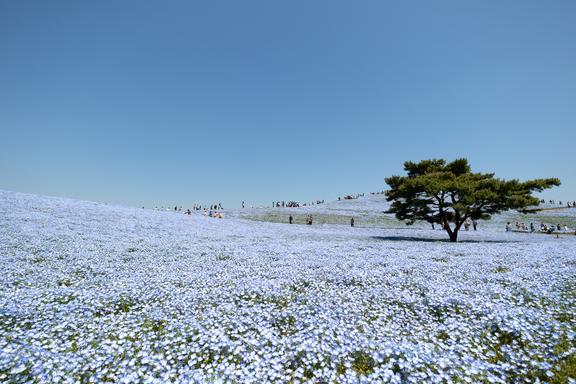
442, 217, 458, 242
447, 217, 463, 242
449, 231, 458, 242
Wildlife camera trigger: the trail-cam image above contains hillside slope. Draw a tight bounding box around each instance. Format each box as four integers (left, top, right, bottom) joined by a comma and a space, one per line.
0, 190, 575, 383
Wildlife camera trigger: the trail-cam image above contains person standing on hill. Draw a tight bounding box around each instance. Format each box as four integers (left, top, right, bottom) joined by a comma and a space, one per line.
350, 217, 355, 227
306, 215, 313, 225
289, 215, 293, 224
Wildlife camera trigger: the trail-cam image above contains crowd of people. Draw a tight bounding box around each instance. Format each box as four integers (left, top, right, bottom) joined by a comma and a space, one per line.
338, 193, 364, 201
204, 210, 224, 219
506, 221, 573, 234
540, 199, 576, 208
430, 219, 478, 231
271, 200, 325, 208
153, 203, 224, 212
150, 204, 226, 219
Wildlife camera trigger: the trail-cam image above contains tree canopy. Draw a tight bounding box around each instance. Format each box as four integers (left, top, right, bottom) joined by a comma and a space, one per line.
385, 159, 560, 242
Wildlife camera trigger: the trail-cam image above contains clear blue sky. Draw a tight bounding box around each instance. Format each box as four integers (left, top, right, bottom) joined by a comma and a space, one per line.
1, 1, 575, 208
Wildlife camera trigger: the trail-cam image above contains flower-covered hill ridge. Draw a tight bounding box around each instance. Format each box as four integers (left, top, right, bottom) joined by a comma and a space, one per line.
0, 189, 575, 383
233, 193, 576, 234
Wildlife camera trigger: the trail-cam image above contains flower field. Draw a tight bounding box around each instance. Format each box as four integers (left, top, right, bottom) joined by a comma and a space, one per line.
1, 191, 575, 383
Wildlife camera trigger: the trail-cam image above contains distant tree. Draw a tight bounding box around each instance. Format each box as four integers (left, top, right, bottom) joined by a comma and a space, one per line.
385, 159, 560, 242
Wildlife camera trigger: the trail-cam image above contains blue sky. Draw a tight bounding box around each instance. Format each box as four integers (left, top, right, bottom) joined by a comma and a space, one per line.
1, 1, 575, 208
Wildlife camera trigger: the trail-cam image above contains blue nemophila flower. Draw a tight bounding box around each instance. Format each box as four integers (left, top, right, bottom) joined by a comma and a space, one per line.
1, 191, 575, 383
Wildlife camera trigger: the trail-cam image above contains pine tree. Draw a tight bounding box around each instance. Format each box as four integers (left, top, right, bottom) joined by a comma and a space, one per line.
385, 159, 560, 242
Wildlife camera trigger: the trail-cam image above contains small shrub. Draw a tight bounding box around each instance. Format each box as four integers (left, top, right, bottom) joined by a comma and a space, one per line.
436, 330, 450, 342
142, 318, 167, 333
350, 351, 376, 375
272, 315, 297, 336
216, 253, 231, 261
